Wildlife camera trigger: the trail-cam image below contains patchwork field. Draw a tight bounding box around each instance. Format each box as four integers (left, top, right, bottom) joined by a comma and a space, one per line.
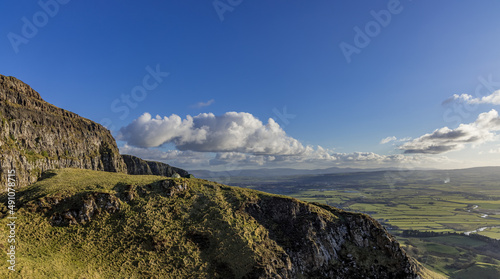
227, 167, 500, 278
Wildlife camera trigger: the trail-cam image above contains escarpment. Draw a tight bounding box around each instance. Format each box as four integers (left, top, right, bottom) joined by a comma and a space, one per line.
0, 75, 191, 189
122, 154, 190, 178
0, 75, 127, 188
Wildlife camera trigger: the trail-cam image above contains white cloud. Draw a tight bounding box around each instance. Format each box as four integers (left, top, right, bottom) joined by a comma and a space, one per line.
118, 111, 309, 156
192, 99, 215, 108
399, 109, 500, 154
380, 136, 412, 145
380, 136, 397, 144
120, 143, 454, 171
118, 111, 459, 170
448, 90, 500, 105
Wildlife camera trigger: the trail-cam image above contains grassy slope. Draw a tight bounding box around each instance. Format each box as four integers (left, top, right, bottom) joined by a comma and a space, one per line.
0, 169, 272, 278
0, 168, 438, 278
0, 169, 314, 278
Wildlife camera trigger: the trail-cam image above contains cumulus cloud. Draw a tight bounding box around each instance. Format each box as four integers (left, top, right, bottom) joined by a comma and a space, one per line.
192, 99, 215, 108
118, 111, 309, 156
447, 90, 500, 105
118, 111, 459, 170
120, 143, 451, 170
399, 109, 500, 154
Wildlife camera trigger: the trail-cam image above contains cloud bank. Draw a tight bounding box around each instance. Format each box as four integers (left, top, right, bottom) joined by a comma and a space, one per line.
399, 109, 500, 154
120, 143, 451, 171
118, 112, 309, 156
118, 111, 458, 170
119, 112, 423, 164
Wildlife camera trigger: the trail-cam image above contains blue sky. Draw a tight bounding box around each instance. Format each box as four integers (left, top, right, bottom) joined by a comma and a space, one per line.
3, 1, 500, 171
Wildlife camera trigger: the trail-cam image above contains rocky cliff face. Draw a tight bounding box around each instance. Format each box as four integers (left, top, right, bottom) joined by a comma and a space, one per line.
122, 154, 190, 178
0, 75, 127, 188
246, 197, 420, 278
0, 75, 191, 189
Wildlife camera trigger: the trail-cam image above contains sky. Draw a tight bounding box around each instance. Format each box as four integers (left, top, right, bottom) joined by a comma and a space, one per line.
2, 0, 500, 172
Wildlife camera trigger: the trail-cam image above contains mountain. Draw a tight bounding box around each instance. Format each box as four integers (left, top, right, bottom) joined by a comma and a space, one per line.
0, 168, 440, 278
0, 75, 190, 188
0, 75, 439, 278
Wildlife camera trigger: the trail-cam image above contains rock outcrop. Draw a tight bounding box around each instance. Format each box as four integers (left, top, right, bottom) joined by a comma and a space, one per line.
122, 154, 190, 178
26, 192, 121, 226
245, 197, 420, 278
0, 75, 127, 188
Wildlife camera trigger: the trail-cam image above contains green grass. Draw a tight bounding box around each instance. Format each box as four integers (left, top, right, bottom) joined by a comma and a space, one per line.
2, 168, 397, 278
0, 169, 268, 278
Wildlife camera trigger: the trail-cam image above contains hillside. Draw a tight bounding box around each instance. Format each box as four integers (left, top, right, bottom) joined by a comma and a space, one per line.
0, 75, 440, 278
0, 168, 441, 278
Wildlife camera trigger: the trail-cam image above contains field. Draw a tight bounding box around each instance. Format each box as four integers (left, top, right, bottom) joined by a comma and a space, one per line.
226, 167, 500, 278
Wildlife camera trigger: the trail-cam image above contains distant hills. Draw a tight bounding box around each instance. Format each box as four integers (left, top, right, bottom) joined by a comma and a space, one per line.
191, 166, 500, 184
190, 166, 396, 180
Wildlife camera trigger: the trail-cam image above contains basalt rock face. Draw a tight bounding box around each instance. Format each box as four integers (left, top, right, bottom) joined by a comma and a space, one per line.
0, 75, 127, 189
245, 196, 421, 279
122, 154, 190, 178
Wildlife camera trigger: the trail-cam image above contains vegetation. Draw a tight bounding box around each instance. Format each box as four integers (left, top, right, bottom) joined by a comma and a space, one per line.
0, 169, 261, 278
229, 168, 500, 278
0, 168, 439, 278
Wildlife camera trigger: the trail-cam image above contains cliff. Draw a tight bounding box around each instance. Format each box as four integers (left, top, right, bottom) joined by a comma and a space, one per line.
0, 75, 127, 188
0, 75, 191, 189
0, 168, 435, 278
122, 154, 190, 178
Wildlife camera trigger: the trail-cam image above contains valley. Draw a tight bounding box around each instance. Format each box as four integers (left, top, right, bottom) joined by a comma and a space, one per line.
216, 167, 500, 278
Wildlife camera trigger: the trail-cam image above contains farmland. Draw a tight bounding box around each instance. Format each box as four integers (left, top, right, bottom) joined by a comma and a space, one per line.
225, 167, 500, 278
